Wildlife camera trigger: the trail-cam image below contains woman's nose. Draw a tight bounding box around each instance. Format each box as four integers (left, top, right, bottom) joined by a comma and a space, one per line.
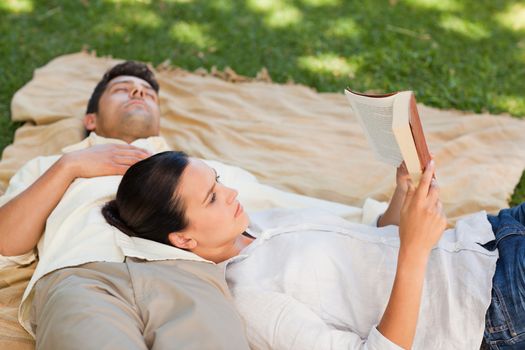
226, 187, 238, 204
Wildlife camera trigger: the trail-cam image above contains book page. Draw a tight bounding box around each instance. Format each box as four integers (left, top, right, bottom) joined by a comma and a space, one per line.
345, 91, 403, 166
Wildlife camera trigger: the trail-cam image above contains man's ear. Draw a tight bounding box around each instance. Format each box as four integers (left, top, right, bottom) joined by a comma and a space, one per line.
168, 232, 197, 250
83, 113, 97, 131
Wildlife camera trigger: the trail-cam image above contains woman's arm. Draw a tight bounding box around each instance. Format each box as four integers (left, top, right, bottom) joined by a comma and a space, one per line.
377, 160, 447, 349
232, 162, 445, 350
233, 288, 404, 350
378, 162, 410, 227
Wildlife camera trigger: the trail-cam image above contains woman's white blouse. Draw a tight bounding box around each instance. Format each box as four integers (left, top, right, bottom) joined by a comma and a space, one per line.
225, 208, 498, 350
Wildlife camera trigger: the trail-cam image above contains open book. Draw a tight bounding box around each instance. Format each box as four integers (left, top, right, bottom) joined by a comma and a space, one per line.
344, 89, 431, 183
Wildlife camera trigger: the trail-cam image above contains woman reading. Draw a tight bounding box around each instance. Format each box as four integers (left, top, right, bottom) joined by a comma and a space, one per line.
102, 151, 517, 350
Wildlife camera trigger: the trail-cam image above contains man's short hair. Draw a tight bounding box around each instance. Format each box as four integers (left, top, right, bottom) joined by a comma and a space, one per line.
86, 61, 160, 114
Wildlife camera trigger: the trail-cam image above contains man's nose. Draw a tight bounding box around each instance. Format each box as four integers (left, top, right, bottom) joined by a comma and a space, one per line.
130, 85, 145, 99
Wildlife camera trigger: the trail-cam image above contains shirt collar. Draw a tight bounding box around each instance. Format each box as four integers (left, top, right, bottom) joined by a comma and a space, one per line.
62, 132, 170, 154
113, 227, 214, 264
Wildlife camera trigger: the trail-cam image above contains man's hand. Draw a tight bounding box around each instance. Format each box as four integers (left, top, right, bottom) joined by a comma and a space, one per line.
0, 144, 151, 256
60, 144, 151, 179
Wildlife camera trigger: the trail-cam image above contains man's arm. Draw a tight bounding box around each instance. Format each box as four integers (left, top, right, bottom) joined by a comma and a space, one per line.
0, 144, 150, 256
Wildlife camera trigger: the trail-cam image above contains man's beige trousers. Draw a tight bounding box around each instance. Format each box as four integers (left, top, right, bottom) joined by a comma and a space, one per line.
30, 258, 250, 350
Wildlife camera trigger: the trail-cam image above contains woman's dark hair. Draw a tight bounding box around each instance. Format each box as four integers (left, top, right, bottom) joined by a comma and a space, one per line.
86, 61, 160, 115
102, 151, 190, 246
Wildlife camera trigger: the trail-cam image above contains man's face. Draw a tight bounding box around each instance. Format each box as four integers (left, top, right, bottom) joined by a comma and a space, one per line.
84, 75, 161, 143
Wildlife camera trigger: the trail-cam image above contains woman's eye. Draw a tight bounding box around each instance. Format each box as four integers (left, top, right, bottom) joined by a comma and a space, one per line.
215, 175, 221, 183
210, 193, 216, 204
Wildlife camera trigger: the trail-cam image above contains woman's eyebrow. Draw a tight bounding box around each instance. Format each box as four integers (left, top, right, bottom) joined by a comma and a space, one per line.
201, 168, 218, 204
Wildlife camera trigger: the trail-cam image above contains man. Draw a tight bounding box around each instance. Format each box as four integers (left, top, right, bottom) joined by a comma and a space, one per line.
0, 62, 252, 350
0, 61, 372, 350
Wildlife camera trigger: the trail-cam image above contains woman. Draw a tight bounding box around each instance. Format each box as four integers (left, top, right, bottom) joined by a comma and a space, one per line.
102, 151, 519, 350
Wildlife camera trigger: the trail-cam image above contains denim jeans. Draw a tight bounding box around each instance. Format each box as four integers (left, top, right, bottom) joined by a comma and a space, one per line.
483, 203, 525, 349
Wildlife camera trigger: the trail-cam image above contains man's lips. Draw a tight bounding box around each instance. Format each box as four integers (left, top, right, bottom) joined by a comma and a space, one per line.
124, 100, 147, 108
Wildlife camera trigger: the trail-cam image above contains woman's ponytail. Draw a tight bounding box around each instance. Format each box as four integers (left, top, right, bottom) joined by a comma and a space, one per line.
101, 200, 137, 237
101, 151, 190, 246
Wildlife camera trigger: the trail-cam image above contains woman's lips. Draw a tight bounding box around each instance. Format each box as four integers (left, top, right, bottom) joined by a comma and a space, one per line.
234, 203, 244, 218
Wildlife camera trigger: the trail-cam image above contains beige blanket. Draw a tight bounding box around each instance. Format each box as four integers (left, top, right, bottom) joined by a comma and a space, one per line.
2, 52, 525, 347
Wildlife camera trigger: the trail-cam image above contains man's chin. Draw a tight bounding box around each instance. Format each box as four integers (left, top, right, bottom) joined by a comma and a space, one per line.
123, 111, 156, 123
121, 113, 159, 136
125, 105, 149, 114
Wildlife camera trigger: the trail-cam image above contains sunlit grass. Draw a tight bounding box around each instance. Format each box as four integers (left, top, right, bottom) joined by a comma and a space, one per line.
170, 22, 216, 49
518, 40, 525, 63
246, 0, 282, 12
208, 0, 233, 11
403, 0, 462, 12
298, 54, 360, 78
2, 0, 525, 201
439, 15, 490, 40
92, 8, 162, 35
496, 3, 525, 32
300, 0, 341, 7
94, 22, 126, 35
493, 95, 525, 116
325, 18, 360, 39
247, 0, 302, 28
0, 0, 33, 13
265, 6, 302, 27
130, 10, 162, 28
105, 0, 152, 4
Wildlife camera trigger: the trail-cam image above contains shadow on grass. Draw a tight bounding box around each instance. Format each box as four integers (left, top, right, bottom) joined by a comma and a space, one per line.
1, 0, 525, 202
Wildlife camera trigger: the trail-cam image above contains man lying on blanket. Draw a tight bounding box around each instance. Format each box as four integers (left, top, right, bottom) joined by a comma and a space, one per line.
0, 62, 372, 350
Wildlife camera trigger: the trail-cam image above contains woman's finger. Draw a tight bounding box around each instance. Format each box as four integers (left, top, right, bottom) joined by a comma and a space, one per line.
427, 178, 440, 206
436, 200, 443, 214
402, 179, 416, 209
399, 161, 408, 173
416, 160, 435, 199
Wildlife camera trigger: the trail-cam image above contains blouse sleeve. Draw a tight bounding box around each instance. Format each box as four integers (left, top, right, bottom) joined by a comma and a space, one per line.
233, 288, 403, 350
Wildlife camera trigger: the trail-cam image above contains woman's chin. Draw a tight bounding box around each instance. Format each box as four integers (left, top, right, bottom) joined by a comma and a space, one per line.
240, 213, 250, 231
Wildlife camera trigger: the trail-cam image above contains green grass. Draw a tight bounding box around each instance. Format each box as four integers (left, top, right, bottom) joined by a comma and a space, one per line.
2, 0, 525, 202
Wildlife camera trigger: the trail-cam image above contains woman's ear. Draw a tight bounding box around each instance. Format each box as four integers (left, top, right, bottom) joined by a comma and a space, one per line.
168, 232, 197, 250
83, 113, 97, 131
